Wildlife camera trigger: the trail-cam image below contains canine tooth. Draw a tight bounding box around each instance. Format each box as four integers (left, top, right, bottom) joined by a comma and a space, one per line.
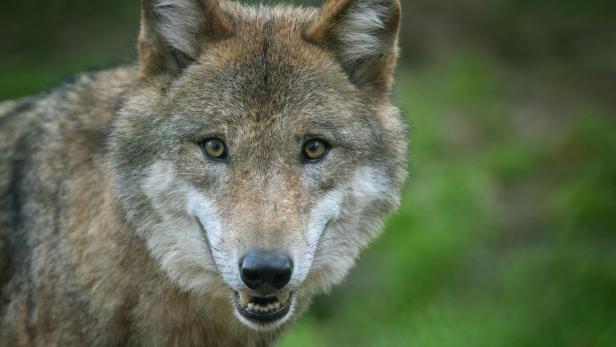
247, 303, 254, 310
239, 292, 250, 306
276, 292, 290, 303
273, 302, 280, 309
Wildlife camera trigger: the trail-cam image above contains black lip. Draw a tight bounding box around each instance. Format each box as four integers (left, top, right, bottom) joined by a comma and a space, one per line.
234, 292, 292, 324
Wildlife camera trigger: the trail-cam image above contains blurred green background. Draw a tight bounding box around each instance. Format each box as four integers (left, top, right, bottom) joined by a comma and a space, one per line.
2, 0, 615, 345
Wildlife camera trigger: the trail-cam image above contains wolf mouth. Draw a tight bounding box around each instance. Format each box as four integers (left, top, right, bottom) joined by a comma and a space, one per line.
234, 291, 292, 323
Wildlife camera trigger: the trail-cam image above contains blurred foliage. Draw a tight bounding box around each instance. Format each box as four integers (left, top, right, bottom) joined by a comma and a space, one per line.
282, 55, 616, 346
1, 0, 615, 346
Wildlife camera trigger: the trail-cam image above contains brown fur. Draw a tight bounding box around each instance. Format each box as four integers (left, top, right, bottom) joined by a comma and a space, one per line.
0, 0, 405, 345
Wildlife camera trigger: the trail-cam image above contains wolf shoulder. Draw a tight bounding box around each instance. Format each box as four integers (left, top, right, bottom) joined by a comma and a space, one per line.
0, 66, 136, 165
0, 65, 137, 281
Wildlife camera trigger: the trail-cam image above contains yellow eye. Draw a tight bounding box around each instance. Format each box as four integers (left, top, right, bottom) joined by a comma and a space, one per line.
303, 139, 329, 161
202, 139, 227, 161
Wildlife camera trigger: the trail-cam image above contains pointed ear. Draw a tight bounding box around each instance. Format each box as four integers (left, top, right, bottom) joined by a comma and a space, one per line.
138, 0, 231, 76
305, 0, 401, 97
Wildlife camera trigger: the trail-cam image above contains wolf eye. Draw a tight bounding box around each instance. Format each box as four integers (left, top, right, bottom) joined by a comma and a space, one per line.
302, 139, 329, 162
201, 139, 227, 161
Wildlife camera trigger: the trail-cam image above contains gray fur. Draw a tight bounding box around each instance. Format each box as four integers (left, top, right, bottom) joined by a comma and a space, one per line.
0, 0, 406, 345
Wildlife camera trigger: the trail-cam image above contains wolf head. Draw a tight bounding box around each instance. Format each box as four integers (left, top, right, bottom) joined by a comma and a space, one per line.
110, 0, 406, 330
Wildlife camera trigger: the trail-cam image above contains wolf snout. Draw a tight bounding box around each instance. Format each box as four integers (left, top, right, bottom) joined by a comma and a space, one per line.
239, 249, 293, 293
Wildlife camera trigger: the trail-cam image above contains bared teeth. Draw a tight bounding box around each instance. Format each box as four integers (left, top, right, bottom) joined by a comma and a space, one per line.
237, 291, 291, 313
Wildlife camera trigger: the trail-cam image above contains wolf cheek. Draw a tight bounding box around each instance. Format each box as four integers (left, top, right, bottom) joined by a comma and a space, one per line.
300, 165, 400, 296
140, 160, 228, 296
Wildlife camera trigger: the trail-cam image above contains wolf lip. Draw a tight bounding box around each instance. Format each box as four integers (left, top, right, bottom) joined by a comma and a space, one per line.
234, 291, 292, 323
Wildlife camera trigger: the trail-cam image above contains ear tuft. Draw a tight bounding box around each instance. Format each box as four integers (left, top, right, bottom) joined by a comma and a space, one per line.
338, 2, 391, 62
139, 0, 231, 76
151, 0, 204, 58
306, 0, 401, 96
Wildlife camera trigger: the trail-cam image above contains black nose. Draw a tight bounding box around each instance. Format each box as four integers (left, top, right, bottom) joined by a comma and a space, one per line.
240, 249, 293, 293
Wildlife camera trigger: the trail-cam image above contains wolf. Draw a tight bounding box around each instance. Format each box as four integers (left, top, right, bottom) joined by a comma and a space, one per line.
0, 0, 407, 345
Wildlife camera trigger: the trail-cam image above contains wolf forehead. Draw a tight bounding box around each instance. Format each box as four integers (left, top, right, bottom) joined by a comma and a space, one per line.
132, 10, 381, 148
153, 47, 373, 155
164, 16, 362, 116
170, 45, 360, 126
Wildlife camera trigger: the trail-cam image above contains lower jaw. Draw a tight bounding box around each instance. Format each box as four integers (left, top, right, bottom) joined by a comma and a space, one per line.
234, 291, 293, 326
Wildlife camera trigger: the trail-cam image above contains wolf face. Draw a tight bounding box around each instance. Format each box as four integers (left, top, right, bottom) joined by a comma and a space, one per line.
110, 0, 406, 331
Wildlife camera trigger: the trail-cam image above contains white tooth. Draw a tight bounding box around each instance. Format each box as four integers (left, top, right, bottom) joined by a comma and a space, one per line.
239, 292, 250, 306
273, 302, 280, 309
267, 304, 274, 311
247, 303, 255, 311
276, 292, 290, 303
258, 306, 266, 312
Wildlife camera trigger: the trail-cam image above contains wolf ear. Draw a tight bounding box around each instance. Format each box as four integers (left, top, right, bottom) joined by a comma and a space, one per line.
305, 0, 401, 97
138, 0, 231, 76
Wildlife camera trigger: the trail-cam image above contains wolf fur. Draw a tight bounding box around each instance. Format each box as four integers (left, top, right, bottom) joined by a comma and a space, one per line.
0, 0, 407, 345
